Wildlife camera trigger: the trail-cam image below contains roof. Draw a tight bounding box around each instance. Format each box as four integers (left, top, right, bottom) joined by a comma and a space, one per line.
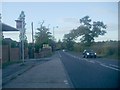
4, 38, 13, 42
0, 22, 19, 31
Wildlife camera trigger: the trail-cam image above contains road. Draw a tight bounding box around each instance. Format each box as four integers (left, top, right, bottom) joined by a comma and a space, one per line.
58, 50, 119, 88
3, 51, 119, 88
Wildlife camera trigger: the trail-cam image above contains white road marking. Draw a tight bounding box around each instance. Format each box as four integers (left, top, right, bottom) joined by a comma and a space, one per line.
75, 56, 77, 59
58, 52, 62, 57
100, 63, 120, 71
81, 58, 95, 63
64, 80, 68, 82
83, 58, 89, 62
109, 64, 119, 68
65, 82, 69, 84
62, 51, 120, 72
88, 60, 95, 63
67, 52, 107, 64
95, 61, 102, 64
64, 80, 69, 84
79, 57, 84, 60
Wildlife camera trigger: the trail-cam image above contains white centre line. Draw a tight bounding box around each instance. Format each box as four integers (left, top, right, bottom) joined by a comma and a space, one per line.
58, 52, 62, 57
83, 58, 89, 62
63, 52, 120, 72
88, 60, 95, 63
95, 61, 101, 64
100, 63, 120, 71
109, 64, 119, 68
64, 80, 69, 84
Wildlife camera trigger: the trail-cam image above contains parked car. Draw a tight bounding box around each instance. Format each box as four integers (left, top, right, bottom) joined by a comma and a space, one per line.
83, 50, 97, 58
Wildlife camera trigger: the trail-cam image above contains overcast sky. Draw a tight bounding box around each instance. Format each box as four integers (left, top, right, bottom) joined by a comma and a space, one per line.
1, 1, 118, 42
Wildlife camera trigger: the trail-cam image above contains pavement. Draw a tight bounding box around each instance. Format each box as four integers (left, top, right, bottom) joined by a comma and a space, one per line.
2, 53, 73, 88
2, 59, 48, 86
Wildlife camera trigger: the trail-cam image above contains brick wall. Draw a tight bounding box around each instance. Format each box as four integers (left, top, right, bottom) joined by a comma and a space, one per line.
2, 45, 29, 63
2, 45, 20, 63
24, 48, 28, 59
2, 45, 9, 63
34, 48, 52, 59
10, 48, 20, 61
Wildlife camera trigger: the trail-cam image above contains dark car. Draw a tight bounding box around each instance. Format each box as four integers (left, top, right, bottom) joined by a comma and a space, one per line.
83, 50, 97, 58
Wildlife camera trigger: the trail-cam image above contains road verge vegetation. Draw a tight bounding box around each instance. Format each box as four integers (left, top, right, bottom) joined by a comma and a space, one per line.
72, 41, 119, 60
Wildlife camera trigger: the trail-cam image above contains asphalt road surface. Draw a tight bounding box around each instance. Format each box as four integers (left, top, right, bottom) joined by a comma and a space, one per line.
58, 50, 119, 88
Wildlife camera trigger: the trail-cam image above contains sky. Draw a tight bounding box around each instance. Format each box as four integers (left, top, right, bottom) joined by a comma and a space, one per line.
1, 1, 118, 43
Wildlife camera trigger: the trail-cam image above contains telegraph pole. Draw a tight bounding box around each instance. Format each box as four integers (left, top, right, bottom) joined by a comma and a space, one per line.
31, 22, 34, 44
0, 13, 1, 22
31, 22, 34, 58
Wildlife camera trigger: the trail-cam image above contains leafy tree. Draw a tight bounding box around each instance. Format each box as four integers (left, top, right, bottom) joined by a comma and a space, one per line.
63, 16, 107, 46
35, 22, 52, 53
79, 16, 106, 46
92, 21, 107, 37
80, 15, 92, 29
56, 39, 62, 50
63, 33, 75, 51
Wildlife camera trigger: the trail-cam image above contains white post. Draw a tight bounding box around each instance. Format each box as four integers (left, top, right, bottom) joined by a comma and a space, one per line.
15, 11, 26, 64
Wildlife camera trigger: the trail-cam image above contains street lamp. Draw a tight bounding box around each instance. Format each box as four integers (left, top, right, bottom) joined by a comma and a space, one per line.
53, 26, 58, 41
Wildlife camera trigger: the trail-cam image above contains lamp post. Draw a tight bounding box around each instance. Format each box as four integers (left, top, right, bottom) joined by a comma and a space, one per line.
53, 26, 58, 41
31, 22, 34, 58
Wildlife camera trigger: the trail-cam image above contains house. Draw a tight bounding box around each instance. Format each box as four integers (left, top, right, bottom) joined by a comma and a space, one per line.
0, 22, 20, 63
1, 22, 19, 31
